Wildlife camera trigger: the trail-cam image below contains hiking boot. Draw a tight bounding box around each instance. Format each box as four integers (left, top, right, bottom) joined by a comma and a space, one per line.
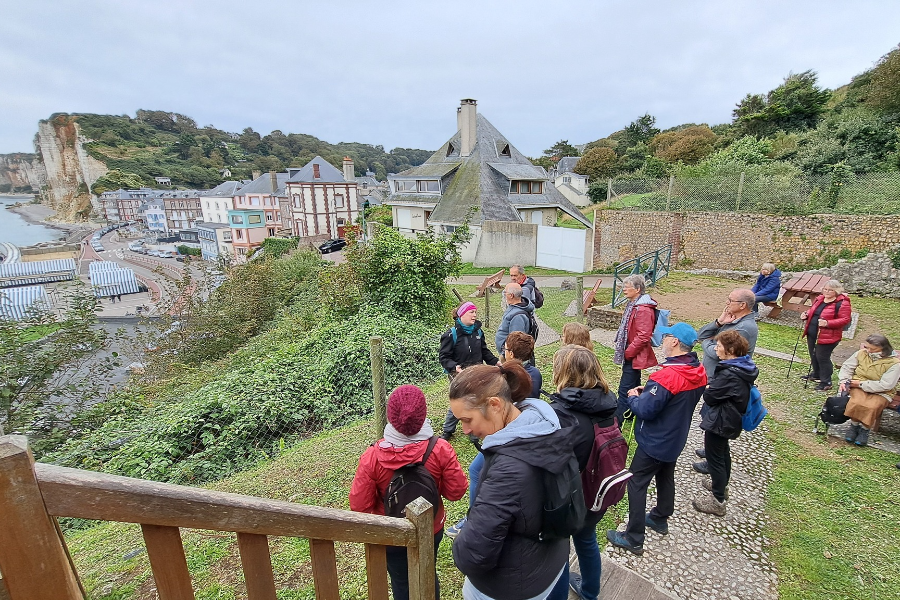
815, 382, 833, 392
800, 374, 814, 381
702, 478, 729, 501
645, 512, 668, 535
445, 516, 467, 539
844, 423, 861, 443
854, 428, 870, 447
695, 448, 706, 459
692, 460, 710, 475
568, 573, 593, 600
606, 530, 644, 555
692, 492, 727, 517
440, 430, 454, 441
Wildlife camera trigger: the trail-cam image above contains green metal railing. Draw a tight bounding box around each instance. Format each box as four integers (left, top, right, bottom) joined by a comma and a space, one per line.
611, 245, 672, 308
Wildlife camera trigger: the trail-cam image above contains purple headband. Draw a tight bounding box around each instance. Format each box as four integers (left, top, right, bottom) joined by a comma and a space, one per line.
457, 302, 477, 318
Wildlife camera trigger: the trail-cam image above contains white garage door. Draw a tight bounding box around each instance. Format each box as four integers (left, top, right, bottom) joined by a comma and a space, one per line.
397, 208, 412, 229
536, 226, 586, 272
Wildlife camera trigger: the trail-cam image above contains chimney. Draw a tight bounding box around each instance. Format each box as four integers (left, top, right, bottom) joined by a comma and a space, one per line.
313, 163, 321, 179
459, 99, 477, 157
269, 170, 278, 192
252, 170, 261, 180
343, 156, 354, 182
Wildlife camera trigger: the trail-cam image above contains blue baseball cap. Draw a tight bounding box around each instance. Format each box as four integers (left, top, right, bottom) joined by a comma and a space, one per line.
657, 322, 698, 347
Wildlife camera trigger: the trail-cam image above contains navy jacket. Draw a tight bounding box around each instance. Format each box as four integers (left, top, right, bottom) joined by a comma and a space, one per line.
700, 356, 759, 439
627, 352, 708, 463
752, 269, 782, 300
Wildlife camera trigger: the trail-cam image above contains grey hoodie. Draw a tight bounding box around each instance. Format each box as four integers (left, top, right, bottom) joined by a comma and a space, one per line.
495, 297, 535, 354
697, 313, 759, 380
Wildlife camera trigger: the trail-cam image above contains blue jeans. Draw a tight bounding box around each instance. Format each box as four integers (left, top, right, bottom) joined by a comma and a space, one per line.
547, 524, 601, 600
468, 452, 485, 507
615, 360, 642, 428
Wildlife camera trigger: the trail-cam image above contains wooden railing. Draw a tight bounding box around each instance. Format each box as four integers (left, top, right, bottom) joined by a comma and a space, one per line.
0, 436, 435, 600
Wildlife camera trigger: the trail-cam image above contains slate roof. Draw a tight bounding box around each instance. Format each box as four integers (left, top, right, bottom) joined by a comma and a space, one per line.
557, 156, 581, 174
387, 113, 591, 227
202, 181, 245, 197
286, 156, 348, 183
235, 173, 290, 196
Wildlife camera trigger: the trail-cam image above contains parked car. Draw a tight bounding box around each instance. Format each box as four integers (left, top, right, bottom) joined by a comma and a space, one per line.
318, 238, 347, 254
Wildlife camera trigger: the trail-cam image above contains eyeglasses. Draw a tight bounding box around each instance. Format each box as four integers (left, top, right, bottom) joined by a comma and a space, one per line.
725, 298, 745, 305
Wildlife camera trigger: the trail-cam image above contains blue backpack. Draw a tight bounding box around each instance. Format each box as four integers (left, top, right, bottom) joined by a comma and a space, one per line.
650, 307, 671, 347
742, 385, 767, 432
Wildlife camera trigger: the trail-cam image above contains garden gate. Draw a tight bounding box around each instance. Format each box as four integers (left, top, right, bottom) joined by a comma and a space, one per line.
536, 226, 586, 272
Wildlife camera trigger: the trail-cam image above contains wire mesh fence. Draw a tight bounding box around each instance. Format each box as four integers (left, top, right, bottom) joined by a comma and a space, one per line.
605, 171, 900, 215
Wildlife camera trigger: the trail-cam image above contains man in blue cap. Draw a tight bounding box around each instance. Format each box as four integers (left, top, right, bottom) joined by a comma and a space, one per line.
607, 322, 708, 555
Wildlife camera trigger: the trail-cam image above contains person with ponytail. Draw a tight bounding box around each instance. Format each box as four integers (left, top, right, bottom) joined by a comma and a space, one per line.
450, 362, 573, 600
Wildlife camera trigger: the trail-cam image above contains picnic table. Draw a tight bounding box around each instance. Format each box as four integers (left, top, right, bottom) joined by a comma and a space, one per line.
767, 272, 830, 318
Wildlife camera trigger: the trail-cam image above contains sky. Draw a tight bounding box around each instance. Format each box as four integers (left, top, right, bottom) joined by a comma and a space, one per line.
1, 0, 899, 156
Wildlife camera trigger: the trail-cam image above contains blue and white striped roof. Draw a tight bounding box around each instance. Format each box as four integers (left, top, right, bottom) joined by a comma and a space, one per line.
0, 258, 77, 287
88, 262, 139, 297
0, 285, 51, 321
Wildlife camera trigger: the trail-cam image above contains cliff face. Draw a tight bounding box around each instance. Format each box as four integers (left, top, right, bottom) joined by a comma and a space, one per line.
34, 115, 108, 221
0, 153, 46, 193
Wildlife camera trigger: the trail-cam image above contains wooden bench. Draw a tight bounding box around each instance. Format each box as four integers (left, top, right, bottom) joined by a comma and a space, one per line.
766, 272, 830, 319
873, 390, 900, 433
474, 269, 505, 298
582, 278, 603, 315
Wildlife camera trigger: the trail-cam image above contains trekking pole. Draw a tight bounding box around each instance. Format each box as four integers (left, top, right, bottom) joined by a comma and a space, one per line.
786, 329, 803, 379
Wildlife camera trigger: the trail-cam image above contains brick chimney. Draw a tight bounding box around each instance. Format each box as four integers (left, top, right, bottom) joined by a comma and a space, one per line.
269, 171, 278, 192
459, 99, 477, 157
342, 156, 354, 182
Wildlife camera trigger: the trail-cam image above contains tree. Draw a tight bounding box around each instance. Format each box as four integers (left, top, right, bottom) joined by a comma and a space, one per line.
543, 140, 580, 160
649, 126, 717, 164
620, 114, 660, 153
732, 71, 831, 136
617, 143, 649, 173
867, 44, 900, 114
574, 147, 619, 179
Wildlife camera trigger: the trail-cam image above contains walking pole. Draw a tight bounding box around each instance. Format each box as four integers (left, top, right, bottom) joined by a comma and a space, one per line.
786, 329, 803, 380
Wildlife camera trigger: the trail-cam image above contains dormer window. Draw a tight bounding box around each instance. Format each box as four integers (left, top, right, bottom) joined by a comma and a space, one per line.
500, 144, 511, 157
447, 143, 456, 156
510, 181, 542, 194
313, 164, 321, 179
395, 180, 417, 192
417, 180, 440, 193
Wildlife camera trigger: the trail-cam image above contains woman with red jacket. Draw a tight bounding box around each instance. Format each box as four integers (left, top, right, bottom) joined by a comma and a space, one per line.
613, 274, 659, 427
801, 280, 852, 392
350, 385, 468, 600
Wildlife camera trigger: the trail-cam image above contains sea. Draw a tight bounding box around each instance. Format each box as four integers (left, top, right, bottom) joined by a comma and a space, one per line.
0, 195, 64, 247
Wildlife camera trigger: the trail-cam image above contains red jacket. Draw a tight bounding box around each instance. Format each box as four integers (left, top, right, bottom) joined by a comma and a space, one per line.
624, 302, 659, 370
349, 437, 468, 534
802, 294, 852, 345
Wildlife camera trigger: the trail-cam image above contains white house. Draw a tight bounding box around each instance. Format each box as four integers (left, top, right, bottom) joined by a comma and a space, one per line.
551, 157, 591, 207
200, 180, 244, 225
285, 156, 360, 241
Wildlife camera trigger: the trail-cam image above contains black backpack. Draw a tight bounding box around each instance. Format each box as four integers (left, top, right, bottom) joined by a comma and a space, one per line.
477, 450, 586, 542
815, 392, 850, 432
510, 306, 540, 341
532, 286, 544, 309
383, 436, 441, 518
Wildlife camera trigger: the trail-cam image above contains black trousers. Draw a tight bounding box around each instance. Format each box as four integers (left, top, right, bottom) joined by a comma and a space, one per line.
807, 336, 839, 385
625, 446, 676, 545
386, 531, 443, 600
704, 430, 731, 502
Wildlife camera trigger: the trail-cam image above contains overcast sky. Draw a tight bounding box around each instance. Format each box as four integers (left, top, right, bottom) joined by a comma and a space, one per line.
1, 0, 898, 156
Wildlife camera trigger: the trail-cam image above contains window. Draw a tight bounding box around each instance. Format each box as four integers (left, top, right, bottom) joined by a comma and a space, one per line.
335, 194, 345, 208
266, 213, 273, 221
563, 176, 571, 184
500, 144, 511, 157
268, 228, 275, 236
447, 142, 456, 156
444, 225, 457, 233
337, 218, 346, 226
231, 215, 243, 224
510, 181, 542, 194
417, 180, 440, 193
251, 197, 260, 206
236, 230, 243, 239
395, 180, 416, 192
248, 214, 262, 224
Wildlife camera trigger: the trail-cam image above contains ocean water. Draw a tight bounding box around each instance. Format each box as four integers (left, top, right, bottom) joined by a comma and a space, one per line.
0, 195, 63, 246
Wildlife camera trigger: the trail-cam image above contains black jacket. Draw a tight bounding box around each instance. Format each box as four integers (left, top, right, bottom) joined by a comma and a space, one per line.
549, 386, 618, 471
452, 417, 572, 599
700, 356, 759, 439
438, 319, 498, 372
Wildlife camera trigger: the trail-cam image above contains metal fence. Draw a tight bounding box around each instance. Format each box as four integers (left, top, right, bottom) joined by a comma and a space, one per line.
611, 246, 672, 308
604, 171, 900, 215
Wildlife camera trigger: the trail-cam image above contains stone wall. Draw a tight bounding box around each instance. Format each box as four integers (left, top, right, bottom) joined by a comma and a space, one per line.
814, 253, 900, 298
593, 209, 900, 271
473, 220, 538, 268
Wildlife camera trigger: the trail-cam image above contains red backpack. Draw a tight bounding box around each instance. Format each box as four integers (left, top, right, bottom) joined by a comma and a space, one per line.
581, 421, 632, 514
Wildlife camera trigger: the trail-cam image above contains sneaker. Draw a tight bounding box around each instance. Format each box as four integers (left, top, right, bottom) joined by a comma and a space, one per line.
568, 573, 592, 600
692, 492, 727, 517
645, 512, 668, 535
695, 448, 706, 459
702, 478, 730, 501
815, 382, 833, 392
445, 516, 467, 539
606, 530, 644, 555
692, 460, 710, 475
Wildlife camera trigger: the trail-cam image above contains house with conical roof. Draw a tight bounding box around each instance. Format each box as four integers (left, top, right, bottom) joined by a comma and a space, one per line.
384, 100, 592, 268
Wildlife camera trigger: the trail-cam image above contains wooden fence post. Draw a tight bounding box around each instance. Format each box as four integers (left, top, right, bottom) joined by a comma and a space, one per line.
0, 435, 84, 600
576, 277, 584, 324
666, 175, 675, 211
370, 337, 387, 436
404, 498, 435, 600
736, 171, 745, 211
483, 288, 490, 329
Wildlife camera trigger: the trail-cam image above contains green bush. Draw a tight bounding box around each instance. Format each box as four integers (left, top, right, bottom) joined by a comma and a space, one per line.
176, 245, 202, 256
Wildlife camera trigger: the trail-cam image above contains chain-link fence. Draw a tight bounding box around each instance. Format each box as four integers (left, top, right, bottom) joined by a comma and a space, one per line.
604, 171, 900, 215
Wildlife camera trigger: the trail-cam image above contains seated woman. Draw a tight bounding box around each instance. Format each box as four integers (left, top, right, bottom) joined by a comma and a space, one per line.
751, 262, 782, 313
839, 334, 900, 447
450, 363, 571, 600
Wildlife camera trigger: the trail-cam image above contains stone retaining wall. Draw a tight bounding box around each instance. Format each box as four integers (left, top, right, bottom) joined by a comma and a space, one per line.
814, 253, 900, 298
592, 209, 900, 271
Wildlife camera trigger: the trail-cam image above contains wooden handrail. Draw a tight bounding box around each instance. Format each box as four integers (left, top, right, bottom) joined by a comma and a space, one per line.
33, 462, 416, 547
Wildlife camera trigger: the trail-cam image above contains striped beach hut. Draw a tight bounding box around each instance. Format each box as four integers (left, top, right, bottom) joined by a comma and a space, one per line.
0, 259, 77, 288
88, 261, 139, 297
0, 286, 51, 321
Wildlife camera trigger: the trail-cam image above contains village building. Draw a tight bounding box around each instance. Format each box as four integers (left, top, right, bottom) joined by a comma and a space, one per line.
162, 192, 203, 232
550, 156, 591, 207
197, 222, 233, 263
228, 171, 288, 260
384, 99, 592, 268
200, 181, 244, 225
284, 156, 360, 241
143, 198, 168, 235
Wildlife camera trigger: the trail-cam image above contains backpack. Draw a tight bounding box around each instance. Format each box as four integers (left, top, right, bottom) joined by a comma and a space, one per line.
450, 324, 482, 346
833, 299, 852, 332
581, 421, 632, 514
383, 436, 441, 518
510, 306, 540, 341
817, 392, 850, 426
741, 385, 768, 432
649, 307, 671, 347
477, 450, 586, 542
532, 285, 544, 309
